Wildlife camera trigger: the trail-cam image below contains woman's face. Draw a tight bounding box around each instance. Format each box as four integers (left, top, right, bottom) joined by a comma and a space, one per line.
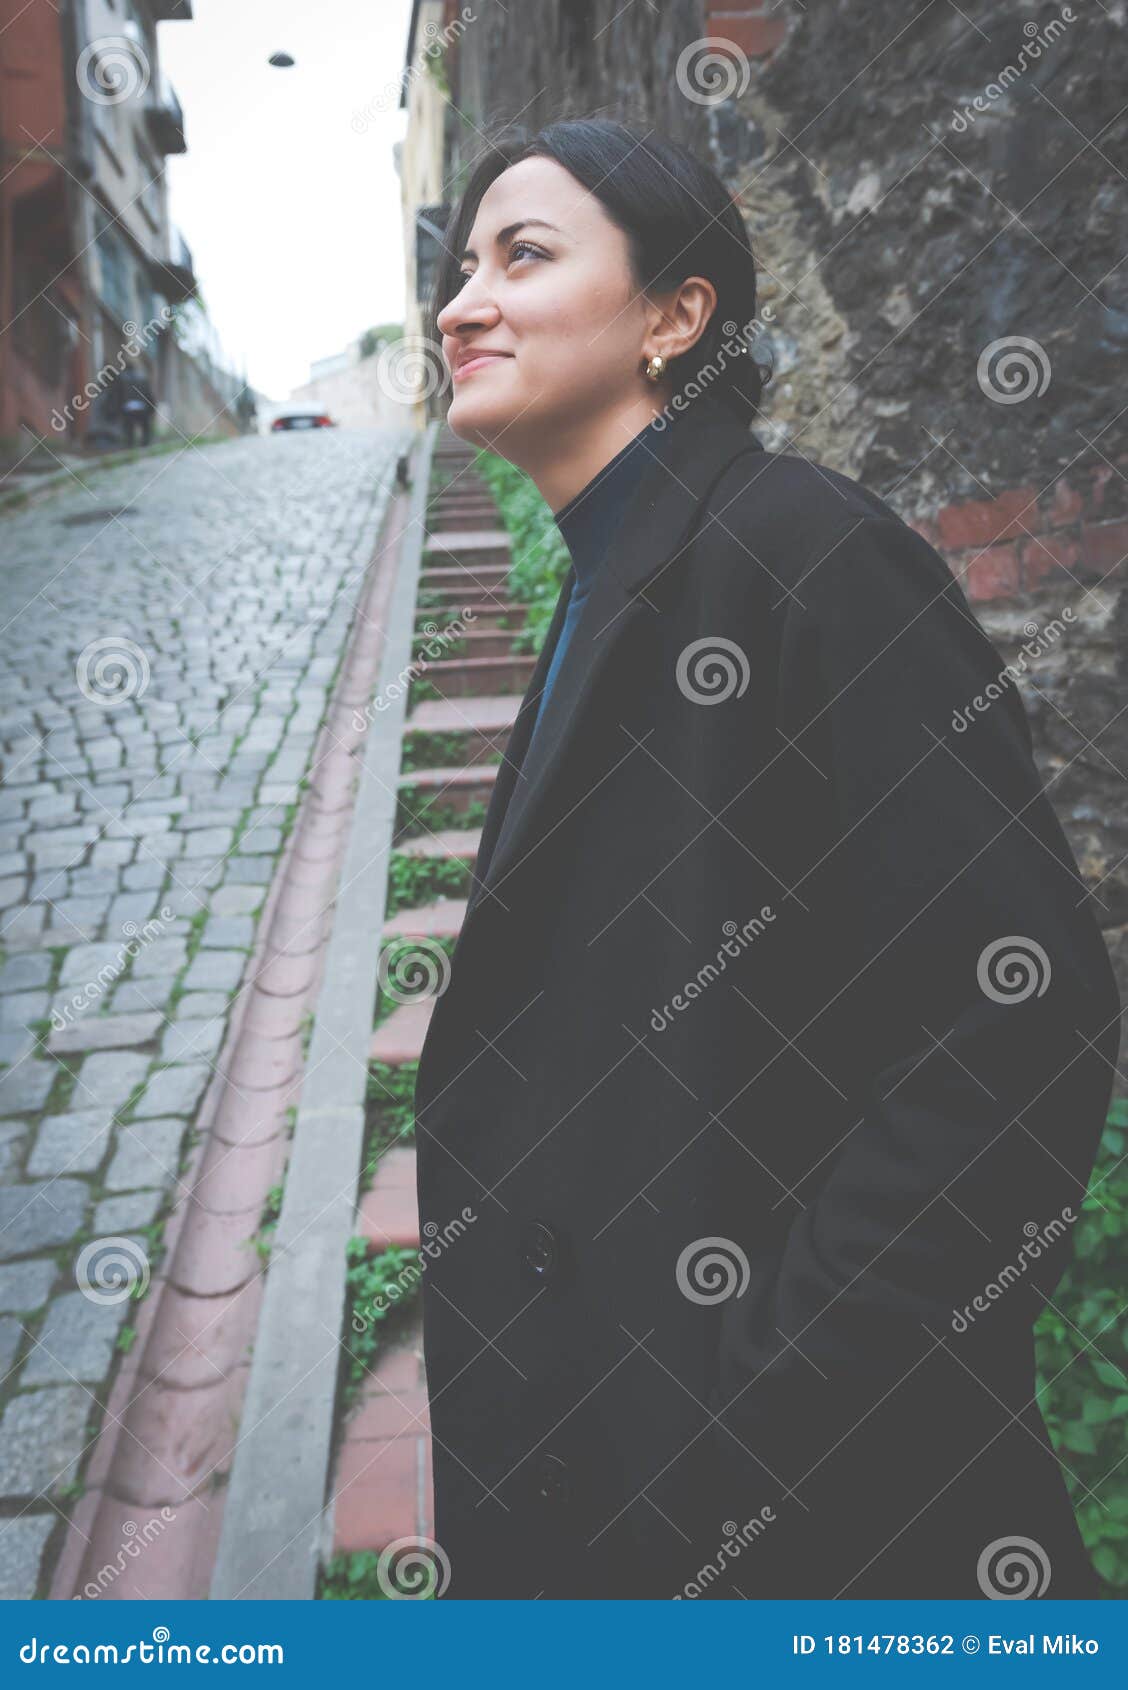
435, 156, 660, 451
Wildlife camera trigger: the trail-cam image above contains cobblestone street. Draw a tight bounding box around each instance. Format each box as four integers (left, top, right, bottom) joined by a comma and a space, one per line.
0, 426, 403, 1597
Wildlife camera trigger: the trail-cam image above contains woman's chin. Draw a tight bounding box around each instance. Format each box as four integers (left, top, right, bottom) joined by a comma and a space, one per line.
445, 390, 514, 447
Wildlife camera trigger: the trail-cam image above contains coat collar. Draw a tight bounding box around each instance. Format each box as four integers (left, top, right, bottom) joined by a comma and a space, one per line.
462, 392, 767, 925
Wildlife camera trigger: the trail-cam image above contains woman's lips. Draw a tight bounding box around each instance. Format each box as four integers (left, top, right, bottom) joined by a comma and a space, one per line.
453, 353, 512, 382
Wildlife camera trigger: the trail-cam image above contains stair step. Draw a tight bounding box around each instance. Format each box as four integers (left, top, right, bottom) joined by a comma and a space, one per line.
419, 594, 510, 621
371, 1001, 434, 1067
358, 1142, 418, 1223
330, 1321, 432, 1556
396, 826, 480, 864
419, 563, 509, 587
442, 627, 522, 659
345, 1376, 430, 1443
421, 654, 535, 698
417, 583, 510, 610
398, 761, 499, 791
397, 762, 498, 812
383, 896, 468, 940
407, 694, 521, 735
424, 528, 510, 554
427, 507, 501, 527
416, 582, 510, 607
414, 608, 524, 635
423, 545, 510, 570
416, 604, 526, 635
403, 697, 520, 759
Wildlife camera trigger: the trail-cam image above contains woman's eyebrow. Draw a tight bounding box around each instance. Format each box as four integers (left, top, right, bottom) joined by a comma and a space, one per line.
458, 219, 565, 262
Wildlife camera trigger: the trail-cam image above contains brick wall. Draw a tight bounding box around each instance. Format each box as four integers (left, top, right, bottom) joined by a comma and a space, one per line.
704, 4, 789, 63
925, 463, 1128, 607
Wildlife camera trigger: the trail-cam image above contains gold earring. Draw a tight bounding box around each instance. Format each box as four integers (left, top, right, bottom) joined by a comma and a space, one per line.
643, 353, 666, 383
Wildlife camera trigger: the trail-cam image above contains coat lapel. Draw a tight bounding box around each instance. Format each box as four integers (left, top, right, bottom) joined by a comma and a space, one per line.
463, 396, 768, 927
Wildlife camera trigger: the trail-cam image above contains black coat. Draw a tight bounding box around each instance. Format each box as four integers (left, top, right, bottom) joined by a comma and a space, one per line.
413, 390, 1121, 1600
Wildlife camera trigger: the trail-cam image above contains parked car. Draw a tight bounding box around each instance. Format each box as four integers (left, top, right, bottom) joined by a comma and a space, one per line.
270, 409, 336, 431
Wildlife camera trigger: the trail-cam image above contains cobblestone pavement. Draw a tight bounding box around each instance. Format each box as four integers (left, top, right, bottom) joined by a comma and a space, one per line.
0, 425, 403, 1597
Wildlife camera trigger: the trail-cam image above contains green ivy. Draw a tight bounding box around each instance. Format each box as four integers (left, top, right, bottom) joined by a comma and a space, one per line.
318, 1548, 437, 1600
343, 1238, 421, 1392
1035, 1104, 1128, 1594
422, 41, 450, 100
474, 448, 570, 654
318, 1550, 390, 1599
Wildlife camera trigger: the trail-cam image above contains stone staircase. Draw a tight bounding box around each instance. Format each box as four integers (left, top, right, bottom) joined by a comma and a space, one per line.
327, 431, 530, 1564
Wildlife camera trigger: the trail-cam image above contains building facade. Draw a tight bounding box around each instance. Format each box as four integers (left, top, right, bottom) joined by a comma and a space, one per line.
0, 0, 244, 461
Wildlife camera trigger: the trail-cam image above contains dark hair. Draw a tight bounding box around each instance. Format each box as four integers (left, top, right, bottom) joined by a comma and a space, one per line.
426, 116, 771, 421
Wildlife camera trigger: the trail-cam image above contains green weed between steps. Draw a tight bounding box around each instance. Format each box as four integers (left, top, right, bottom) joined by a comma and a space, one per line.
364, 1060, 417, 1165
412, 631, 467, 663
318, 1548, 437, 1600
342, 1238, 421, 1395
474, 447, 570, 654
394, 786, 487, 841
250, 1183, 284, 1264
400, 730, 502, 773
386, 853, 471, 915
408, 677, 442, 707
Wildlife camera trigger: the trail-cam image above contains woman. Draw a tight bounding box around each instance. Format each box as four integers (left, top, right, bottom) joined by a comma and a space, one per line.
412, 117, 1121, 1600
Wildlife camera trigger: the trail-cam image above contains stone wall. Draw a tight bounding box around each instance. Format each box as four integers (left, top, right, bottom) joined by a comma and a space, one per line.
441, 0, 1128, 991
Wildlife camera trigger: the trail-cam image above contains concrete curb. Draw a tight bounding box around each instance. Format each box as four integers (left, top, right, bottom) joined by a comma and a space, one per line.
208, 421, 438, 1599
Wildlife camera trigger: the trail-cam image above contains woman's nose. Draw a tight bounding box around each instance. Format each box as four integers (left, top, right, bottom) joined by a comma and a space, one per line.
436, 279, 497, 337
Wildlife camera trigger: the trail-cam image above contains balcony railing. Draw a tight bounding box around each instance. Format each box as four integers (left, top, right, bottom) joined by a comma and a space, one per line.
151, 226, 196, 304
145, 75, 186, 156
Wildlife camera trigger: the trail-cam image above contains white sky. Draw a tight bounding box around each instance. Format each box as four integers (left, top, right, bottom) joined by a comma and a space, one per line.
158, 0, 411, 402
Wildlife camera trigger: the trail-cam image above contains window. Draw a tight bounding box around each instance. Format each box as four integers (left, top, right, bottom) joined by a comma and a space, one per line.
95, 217, 133, 329
136, 145, 164, 229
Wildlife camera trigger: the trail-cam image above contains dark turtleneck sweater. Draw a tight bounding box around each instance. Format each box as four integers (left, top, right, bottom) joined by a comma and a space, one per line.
524, 413, 677, 753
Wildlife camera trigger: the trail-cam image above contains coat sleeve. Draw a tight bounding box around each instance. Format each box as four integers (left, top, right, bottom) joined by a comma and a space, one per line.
713, 510, 1121, 1484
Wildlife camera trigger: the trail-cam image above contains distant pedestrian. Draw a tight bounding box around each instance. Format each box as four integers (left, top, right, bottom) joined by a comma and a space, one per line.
236, 387, 258, 432
115, 369, 156, 448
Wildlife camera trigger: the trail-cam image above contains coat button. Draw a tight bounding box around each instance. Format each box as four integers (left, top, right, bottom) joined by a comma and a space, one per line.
535, 1453, 569, 1503
520, 1219, 558, 1281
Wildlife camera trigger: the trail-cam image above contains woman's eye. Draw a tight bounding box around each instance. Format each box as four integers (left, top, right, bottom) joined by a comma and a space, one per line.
455, 242, 543, 289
